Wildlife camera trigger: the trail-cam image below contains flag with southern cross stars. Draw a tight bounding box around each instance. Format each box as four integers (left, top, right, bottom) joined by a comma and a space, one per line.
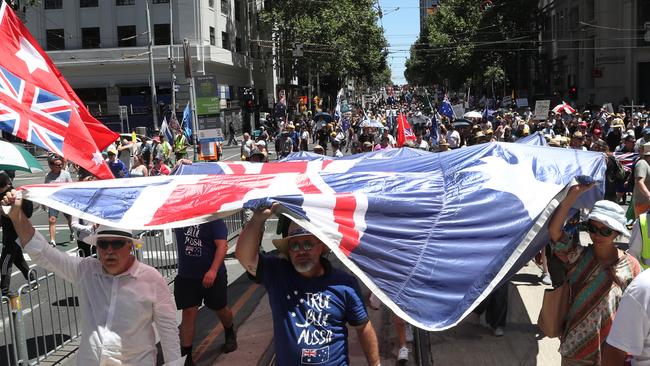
0, 2, 117, 179
16, 143, 605, 331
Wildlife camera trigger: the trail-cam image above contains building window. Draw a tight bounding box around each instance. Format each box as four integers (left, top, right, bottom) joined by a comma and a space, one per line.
152, 0, 170, 3
639, 2, 650, 46
235, 0, 241, 21
81, 27, 100, 48
153, 24, 170, 45
209, 27, 216, 46
80, 0, 98, 7
116, 0, 135, 6
117, 25, 137, 47
222, 32, 230, 50
46, 29, 65, 50
235, 37, 242, 53
221, 0, 229, 15
75, 88, 107, 116
44, 0, 62, 9
209, 0, 214, 8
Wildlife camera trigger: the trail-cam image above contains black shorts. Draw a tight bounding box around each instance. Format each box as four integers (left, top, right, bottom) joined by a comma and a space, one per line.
174, 273, 228, 311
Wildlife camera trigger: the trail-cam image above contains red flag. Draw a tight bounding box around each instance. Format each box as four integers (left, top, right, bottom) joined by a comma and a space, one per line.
396, 113, 416, 147
0, 3, 117, 179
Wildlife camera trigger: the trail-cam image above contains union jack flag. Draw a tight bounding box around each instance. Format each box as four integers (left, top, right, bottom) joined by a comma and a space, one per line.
300, 346, 329, 363
0, 2, 117, 179
302, 349, 317, 357
613, 152, 637, 172
18, 143, 606, 331
0, 65, 71, 156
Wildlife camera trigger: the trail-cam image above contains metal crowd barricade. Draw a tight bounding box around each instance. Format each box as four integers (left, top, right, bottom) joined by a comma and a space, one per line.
0, 295, 19, 365
0, 211, 247, 365
136, 230, 179, 282
134, 211, 248, 279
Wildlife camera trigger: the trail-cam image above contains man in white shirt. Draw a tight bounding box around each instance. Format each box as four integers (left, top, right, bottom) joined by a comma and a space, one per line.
0, 190, 183, 366
602, 269, 650, 366
446, 125, 461, 149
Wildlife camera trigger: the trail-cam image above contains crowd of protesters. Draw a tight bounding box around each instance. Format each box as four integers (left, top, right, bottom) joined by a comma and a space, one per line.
5, 85, 650, 365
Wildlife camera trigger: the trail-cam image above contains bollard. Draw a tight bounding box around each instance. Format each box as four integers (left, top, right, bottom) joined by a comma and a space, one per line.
9, 293, 29, 365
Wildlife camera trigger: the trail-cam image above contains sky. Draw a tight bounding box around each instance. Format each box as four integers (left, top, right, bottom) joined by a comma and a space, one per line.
378, 0, 420, 85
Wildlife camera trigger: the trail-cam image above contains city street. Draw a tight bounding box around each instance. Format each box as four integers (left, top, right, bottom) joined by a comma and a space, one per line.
1, 0, 648, 364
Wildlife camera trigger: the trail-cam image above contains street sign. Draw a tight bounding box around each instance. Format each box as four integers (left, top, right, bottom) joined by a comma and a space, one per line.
195, 75, 221, 115
516, 98, 529, 107
197, 115, 224, 142
533, 100, 551, 120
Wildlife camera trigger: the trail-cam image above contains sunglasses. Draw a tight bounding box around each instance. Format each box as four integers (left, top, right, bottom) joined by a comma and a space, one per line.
96, 239, 129, 250
586, 221, 615, 237
52, 163, 63, 167
288, 240, 316, 252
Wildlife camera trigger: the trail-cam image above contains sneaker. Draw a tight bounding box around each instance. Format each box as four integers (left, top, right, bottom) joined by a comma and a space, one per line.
69, 233, 75, 242
493, 327, 505, 337
541, 273, 552, 286
49, 240, 56, 247
398, 346, 409, 362
221, 331, 237, 353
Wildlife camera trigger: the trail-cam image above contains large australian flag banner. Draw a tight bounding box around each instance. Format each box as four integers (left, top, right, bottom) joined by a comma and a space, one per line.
16, 143, 605, 331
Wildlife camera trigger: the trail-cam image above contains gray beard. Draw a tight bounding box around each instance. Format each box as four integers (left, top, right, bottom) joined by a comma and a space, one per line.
293, 261, 316, 273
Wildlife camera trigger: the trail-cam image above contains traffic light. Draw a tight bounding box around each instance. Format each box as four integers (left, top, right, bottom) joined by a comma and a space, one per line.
568, 85, 578, 100
243, 88, 255, 113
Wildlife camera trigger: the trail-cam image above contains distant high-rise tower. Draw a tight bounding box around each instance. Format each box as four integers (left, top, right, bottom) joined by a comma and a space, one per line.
420, 0, 439, 32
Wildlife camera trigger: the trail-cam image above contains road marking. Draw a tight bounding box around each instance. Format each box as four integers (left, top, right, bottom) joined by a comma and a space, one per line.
192, 283, 259, 362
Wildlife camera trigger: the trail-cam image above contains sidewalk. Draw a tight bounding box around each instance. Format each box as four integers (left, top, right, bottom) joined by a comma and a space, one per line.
427, 261, 560, 366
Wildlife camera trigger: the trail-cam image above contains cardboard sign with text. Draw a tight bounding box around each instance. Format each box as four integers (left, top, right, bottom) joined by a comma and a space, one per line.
533, 100, 551, 120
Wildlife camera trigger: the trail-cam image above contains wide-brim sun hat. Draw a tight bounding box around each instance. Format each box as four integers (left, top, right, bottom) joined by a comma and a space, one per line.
84, 225, 144, 247
587, 200, 630, 238
272, 221, 314, 254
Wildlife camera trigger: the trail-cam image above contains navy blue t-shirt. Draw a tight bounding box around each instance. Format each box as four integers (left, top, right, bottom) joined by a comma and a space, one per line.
256, 254, 368, 366
175, 220, 228, 279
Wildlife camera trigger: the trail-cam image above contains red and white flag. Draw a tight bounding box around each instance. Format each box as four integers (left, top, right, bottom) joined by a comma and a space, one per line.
0, 2, 118, 179
396, 113, 416, 147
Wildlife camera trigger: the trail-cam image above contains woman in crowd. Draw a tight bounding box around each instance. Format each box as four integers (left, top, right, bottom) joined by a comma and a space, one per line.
548, 182, 641, 365
129, 155, 149, 178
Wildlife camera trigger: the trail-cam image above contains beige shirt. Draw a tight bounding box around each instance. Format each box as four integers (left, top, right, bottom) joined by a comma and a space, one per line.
635, 159, 650, 206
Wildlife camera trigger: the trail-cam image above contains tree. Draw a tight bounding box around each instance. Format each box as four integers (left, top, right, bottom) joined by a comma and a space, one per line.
405, 0, 537, 94
260, 0, 389, 98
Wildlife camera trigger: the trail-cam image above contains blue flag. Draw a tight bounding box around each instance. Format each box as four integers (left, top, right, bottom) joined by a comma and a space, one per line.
440, 96, 454, 119
430, 112, 439, 144
182, 102, 192, 139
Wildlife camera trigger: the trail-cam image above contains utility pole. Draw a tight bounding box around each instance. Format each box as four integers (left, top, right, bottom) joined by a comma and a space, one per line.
169, 0, 176, 123
245, 0, 255, 133
146, 0, 159, 130
183, 38, 199, 161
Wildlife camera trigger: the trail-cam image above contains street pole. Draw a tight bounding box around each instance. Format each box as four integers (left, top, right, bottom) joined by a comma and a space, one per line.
246, 0, 255, 133
169, 0, 176, 124
183, 39, 200, 162
146, 0, 159, 130
308, 64, 312, 112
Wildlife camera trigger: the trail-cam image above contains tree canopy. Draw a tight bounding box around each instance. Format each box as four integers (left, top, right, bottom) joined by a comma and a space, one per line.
260, 0, 390, 95
404, 0, 537, 93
